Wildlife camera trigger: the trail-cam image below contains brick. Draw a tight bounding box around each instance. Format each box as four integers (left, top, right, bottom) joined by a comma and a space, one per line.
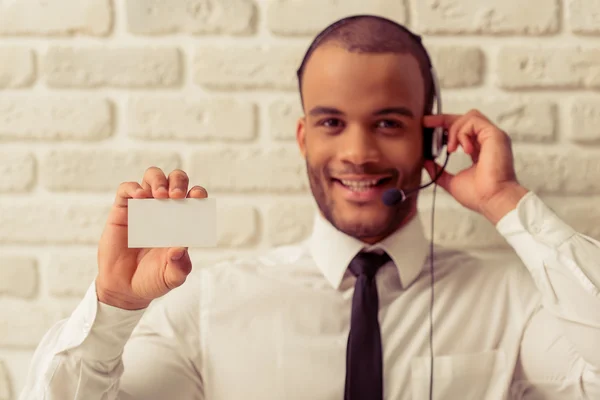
0, 152, 35, 192
0, 299, 72, 348
126, 0, 256, 35
0, 256, 37, 298
0, 47, 34, 88
0, 360, 9, 400
513, 150, 600, 195
194, 45, 304, 91
414, 0, 559, 35
0, 0, 111, 36
545, 197, 600, 241
189, 148, 309, 193
497, 47, 600, 90
0, 201, 109, 244
428, 46, 484, 88
444, 97, 557, 142
570, 98, 600, 143
420, 206, 507, 249
267, 0, 407, 36
44, 47, 181, 88
569, 0, 600, 34
269, 99, 303, 141
266, 200, 316, 246
0, 97, 112, 141
215, 204, 259, 248
128, 97, 257, 141
46, 253, 97, 298
560, 153, 600, 194
41, 150, 180, 192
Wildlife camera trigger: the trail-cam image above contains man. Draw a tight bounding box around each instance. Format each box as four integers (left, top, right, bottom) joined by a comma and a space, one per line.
19, 15, 600, 400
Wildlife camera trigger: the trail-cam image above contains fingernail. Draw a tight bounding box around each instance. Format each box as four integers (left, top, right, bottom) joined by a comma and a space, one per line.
171, 249, 186, 261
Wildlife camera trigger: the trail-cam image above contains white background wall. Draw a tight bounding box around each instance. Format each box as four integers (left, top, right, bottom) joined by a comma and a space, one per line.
1, 0, 600, 397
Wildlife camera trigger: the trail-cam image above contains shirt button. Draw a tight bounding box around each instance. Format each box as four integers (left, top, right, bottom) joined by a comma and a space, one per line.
531, 224, 542, 234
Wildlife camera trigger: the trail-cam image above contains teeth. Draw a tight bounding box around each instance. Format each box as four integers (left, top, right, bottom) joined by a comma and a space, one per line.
340, 179, 379, 191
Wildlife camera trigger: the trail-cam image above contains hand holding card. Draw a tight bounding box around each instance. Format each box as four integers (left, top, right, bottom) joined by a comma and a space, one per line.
95, 167, 212, 310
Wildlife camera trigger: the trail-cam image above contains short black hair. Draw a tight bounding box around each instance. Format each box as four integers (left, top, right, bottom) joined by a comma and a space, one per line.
296, 15, 434, 114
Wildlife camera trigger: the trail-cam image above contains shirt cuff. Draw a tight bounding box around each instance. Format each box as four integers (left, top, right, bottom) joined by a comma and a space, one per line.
56, 279, 146, 362
495, 190, 577, 248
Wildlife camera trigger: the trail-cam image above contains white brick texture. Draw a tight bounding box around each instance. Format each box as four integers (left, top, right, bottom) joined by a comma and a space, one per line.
41, 150, 181, 192
194, 45, 305, 90
128, 97, 257, 141
0, 47, 34, 88
414, 0, 559, 35
428, 46, 484, 87
497, 47, 600, 89
0, 152, 35, 192
44, 47, 182, 88
2, 1, 600, 398
266, 201, 316, 246
0, 257, 37, 298
267, 0, 407, 36
0, 0, 112, 36
569, 0, 600, 34
570, 98, 600, 143
189, 148, 309, 193
0, 97, 113, 141
126, 0, 257, 35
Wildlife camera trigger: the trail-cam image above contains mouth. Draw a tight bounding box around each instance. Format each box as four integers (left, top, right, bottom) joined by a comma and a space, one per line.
331, 176, 395, 203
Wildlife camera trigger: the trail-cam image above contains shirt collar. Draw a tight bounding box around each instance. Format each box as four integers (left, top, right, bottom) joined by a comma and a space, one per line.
308, 211, 429, 290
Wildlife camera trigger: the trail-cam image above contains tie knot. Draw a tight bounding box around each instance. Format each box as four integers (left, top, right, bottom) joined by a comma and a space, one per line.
348, 251, 391, 280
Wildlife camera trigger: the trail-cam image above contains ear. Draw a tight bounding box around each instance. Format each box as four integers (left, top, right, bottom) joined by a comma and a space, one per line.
296, 116, 307, 159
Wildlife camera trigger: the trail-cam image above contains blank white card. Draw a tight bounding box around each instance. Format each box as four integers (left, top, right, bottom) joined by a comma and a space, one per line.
128, 198, 217, 248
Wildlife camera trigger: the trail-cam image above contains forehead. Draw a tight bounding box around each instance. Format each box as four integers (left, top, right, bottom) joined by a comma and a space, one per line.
301, 44, 426, 114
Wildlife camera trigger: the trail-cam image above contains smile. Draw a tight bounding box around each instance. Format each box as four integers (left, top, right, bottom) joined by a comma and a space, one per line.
331, 176, 394, 202
338, 178, 391, 191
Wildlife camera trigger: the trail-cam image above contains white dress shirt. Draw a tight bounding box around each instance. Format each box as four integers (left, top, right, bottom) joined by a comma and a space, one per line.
18, 191, 600, 399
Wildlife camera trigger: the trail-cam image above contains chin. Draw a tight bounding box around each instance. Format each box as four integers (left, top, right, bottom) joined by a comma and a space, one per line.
331, 202, 392, 238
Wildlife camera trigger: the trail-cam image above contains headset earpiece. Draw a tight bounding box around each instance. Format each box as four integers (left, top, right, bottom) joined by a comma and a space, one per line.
423, 127, 448, 161
422, 127, 435, 161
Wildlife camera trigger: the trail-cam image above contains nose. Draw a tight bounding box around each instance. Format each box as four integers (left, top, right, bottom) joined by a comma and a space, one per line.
339, 124, 382, 165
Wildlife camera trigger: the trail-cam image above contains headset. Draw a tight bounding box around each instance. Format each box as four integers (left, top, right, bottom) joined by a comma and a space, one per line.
296, 15, 452, 400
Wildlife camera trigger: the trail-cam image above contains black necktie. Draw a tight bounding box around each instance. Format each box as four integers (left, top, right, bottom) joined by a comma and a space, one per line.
344, 251, 392, 400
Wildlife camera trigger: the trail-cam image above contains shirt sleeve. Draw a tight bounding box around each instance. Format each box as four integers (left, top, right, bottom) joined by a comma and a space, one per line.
18, 274, 204, 400
495, 191, 600, 399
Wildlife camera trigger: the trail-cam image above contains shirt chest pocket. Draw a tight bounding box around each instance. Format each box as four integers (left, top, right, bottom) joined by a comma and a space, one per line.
410, 350, 508, 400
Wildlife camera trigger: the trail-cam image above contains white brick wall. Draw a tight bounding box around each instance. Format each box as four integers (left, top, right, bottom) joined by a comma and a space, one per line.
1, 0, 600, 396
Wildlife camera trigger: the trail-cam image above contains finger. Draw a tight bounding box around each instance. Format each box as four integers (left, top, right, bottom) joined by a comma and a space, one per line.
164, 247, 192, 290
448, 114, 473, 153
142, 167, 169, 199
422, 114, 462, 129
186, 185, 208, 199
456, 116, 490, 160
167, 169, 189, 199
114, 182, 148, 208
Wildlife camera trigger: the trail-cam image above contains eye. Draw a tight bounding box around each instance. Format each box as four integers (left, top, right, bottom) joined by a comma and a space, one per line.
320, 118, 343, 128
377, 119, 404, 129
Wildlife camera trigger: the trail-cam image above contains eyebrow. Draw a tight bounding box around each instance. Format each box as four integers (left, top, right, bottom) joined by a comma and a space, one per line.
308, 106, 414, 118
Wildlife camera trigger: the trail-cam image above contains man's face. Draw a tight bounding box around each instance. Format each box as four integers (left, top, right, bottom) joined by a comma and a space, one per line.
296, 44, 426, 244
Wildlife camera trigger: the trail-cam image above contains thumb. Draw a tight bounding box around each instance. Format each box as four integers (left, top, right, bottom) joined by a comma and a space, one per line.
423, 160, 455, 194
164, 247, 192, 290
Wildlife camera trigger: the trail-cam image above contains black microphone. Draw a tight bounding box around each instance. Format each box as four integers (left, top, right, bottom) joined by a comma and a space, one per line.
382, 151, 451, 206
382, 187, 416, 206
